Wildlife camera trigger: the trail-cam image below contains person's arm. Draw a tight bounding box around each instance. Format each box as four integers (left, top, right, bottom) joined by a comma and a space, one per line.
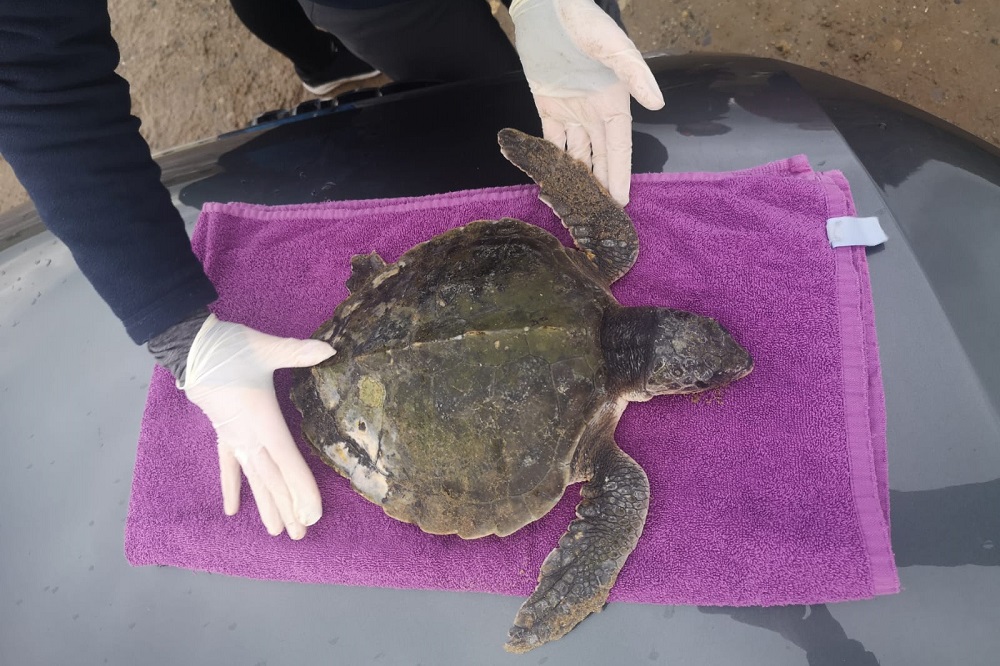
0, 0, 218, 343
508, 0, 664, 207
0, 1, 333, 540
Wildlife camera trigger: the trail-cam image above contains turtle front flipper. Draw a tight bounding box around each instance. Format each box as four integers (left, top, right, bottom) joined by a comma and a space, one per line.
497, 128, 639, 285
505, 441, 649, 653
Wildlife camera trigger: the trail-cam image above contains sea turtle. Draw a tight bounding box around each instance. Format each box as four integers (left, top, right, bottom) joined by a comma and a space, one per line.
290, 128, 753, 652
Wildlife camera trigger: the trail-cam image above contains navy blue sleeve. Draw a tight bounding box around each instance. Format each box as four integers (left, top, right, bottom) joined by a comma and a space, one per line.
0, 1, 218, 344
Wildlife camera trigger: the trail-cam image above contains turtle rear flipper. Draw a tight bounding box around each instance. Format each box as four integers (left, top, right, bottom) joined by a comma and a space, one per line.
504, 439, 649, 653
498, 128, 639, 285
346, 251, 387, 293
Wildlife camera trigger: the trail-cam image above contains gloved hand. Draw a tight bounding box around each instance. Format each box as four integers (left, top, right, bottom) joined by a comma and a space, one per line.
179, 314, 335, 540
509, 0, 665, 206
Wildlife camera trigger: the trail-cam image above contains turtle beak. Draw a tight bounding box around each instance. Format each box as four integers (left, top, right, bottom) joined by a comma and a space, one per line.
713, 338, 753, 385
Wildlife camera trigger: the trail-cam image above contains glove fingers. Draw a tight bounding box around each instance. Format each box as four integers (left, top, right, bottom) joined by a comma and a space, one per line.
540, 114, 568, 151
254, 450, 307, 541
241, 456, 285, 537
261, 337, 336, 371
269, 445, 323, 528
604, 112, 633, 206
587, 118, 610, 192
183, 315, 327, 540
256, 398, 324, 527
609, 53, 664, 111
565, 124, 592, 169
219, 447, 243, 516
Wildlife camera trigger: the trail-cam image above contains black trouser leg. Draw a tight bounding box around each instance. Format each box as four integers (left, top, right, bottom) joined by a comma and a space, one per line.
298, 0, 522, 83
229, 0, 334, 75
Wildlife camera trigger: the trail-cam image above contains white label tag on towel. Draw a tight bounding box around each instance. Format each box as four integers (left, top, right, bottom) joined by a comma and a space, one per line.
826, 216, 888, 248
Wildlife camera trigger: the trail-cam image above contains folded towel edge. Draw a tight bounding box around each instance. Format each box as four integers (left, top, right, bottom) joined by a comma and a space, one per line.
820, 169, 900, 596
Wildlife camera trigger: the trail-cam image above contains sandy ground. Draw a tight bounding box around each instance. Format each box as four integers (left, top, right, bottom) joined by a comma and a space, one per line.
1, 0, 998, 214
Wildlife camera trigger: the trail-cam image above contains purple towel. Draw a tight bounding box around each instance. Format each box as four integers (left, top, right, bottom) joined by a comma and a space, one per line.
126, 156, 899, 605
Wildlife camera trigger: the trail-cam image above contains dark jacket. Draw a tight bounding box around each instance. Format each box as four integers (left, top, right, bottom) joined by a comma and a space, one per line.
0, 1, 218, 344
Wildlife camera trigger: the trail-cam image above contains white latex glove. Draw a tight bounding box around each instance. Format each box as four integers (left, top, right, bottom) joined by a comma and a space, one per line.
179, 314, 335, 540
509, 0, 665, 205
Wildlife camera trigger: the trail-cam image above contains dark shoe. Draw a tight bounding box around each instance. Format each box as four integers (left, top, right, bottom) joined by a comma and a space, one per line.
295, 36, 380, 96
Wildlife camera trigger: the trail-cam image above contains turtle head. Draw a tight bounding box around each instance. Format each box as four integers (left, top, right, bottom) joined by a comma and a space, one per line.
603, 307, 752, 400
645, 309, 753, 396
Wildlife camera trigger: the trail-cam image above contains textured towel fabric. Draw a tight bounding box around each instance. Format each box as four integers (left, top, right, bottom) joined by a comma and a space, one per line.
126, 156, 899, 605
